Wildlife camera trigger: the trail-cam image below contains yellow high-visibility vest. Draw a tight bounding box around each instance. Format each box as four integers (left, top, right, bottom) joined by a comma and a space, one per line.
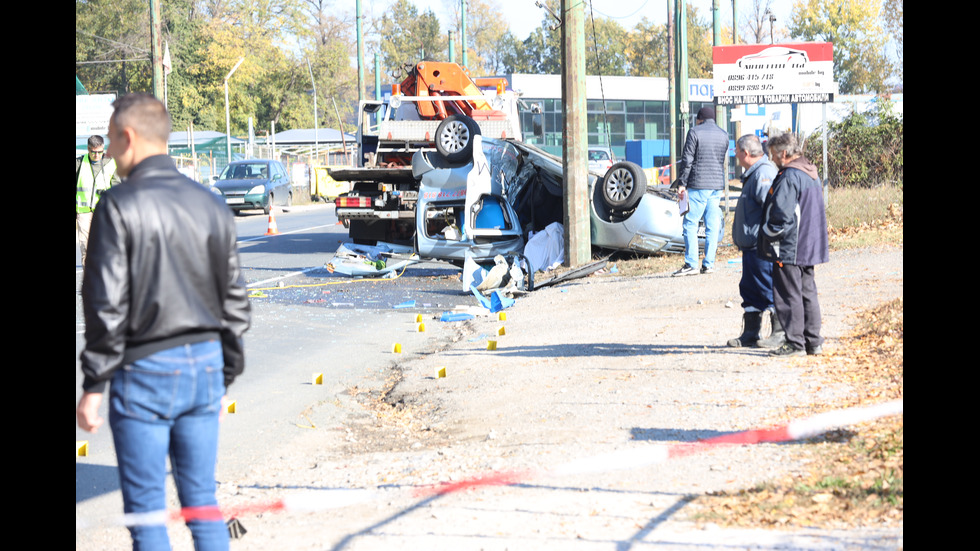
76, 155, 116, 213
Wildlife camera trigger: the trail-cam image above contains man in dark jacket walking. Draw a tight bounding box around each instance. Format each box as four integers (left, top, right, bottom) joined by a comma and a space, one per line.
76, 93, 251, 550
758, 132, 829, 357
727, 134, 781, 348
673, 106, 729, 276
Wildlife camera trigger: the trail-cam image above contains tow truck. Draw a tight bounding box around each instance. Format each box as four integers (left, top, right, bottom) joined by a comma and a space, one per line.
326, 62, 699, 292
330, 61, 522, 245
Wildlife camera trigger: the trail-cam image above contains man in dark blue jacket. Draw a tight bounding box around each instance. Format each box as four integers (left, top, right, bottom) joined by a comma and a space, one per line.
673, 106, 729, 276
728, 135, 780, 348
758, 133, 829, 357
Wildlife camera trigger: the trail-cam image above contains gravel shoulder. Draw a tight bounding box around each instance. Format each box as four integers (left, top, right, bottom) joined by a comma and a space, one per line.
87, 246, 904, 550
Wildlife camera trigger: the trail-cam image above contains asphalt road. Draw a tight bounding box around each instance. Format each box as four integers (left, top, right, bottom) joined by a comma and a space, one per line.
75, 202, 470, 527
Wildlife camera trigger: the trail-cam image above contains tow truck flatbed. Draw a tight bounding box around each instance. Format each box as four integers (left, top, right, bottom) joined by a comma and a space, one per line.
327, 167, 416, 184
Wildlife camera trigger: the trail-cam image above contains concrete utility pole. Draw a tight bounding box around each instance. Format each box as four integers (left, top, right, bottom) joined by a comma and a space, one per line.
732, 0, 738, 45
675, 0, 690, 148
150, 0, 164, 100
224, 57, 245, 164
357, 0, 365, 104
461, 1, 468, 68
375, 53, 381, 101
668, 2, 676, 174
713, 0, 729, 212
561, 0, 590, 267
308, 58, 319, 163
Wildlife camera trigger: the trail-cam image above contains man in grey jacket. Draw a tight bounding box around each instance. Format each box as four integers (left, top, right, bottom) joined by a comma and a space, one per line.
758, 132, 829, 357
728, 135, 782, 348
673, 106, 729, 276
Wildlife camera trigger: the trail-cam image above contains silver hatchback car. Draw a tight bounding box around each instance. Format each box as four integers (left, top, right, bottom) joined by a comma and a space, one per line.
412, 134, 697, 263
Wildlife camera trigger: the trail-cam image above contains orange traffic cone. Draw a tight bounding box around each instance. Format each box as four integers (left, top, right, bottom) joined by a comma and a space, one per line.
265, 211, 280, 235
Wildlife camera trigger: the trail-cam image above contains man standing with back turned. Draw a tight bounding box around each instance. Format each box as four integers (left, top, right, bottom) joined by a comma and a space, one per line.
673, 106, 729, 276
76, 93, 251, 550
758, 132, 828, 357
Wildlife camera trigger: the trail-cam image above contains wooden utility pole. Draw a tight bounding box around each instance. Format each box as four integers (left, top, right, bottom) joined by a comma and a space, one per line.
561, 0, 590, 267
150, 0, 163, 100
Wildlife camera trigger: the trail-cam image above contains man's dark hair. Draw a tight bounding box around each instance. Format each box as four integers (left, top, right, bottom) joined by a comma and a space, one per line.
112, 93, 171, 145
87, 135, 105, 149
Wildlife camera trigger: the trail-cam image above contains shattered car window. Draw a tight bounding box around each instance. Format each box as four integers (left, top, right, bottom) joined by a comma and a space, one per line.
481, 139, 521, 193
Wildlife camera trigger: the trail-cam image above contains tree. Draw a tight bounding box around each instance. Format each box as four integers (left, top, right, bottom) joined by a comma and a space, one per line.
584, 11, 629, 76
512, 22, 561, 75
624, 17, 667, 77
789, 0, 895, 94
375, 0, 446, 81
740, 0, 786, 44
684, 3, 715, 79
76, 0, 154, 95
443, 0, 512, 75
881, 0, 903, 81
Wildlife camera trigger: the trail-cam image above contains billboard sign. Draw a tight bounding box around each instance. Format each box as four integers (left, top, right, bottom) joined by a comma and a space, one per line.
76, 93, 117, 135
713, 42, 835, 105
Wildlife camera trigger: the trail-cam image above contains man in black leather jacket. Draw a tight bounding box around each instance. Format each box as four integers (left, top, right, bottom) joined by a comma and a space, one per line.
76, 93, 250, 550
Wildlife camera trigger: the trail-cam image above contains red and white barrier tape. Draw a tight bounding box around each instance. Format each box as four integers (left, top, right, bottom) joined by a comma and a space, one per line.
82, 399, 902, 529
418, 399, 903, 496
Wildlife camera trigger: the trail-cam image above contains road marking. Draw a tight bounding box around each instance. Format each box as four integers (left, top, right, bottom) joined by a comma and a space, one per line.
247, 267, 324, 289
236, 224, 334, 244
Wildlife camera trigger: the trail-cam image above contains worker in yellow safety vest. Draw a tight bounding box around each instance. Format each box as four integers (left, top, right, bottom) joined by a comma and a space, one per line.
76, 135, 121, 266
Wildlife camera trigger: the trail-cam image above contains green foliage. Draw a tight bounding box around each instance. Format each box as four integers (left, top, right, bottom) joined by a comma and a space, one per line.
625, 17, 668, 77
377, 0, 445, 79
789, 0, 896, 93
585, 15, 629, 76
75, 0, 358, 136
804, 100, 903, 188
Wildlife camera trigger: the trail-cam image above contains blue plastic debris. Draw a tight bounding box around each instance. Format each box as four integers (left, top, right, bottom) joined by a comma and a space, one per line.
440, 312, 475, 322
469, 285, 492, 309
489, 291, 515, 313
393, 300, 416, 309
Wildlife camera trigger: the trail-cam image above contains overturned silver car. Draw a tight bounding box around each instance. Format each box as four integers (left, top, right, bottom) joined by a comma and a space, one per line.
327, 117, 698, 287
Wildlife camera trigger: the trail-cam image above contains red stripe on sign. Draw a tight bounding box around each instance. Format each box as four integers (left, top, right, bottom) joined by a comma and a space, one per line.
713, 42, 833, 65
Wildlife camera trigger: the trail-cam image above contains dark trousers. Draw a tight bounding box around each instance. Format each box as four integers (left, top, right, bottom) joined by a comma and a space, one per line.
772, 263, 823, 350
739, 248, 774, 312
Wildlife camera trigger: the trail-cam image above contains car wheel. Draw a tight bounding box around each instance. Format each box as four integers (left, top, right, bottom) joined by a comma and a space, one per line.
286, 190, 293, 207
435, 115, 481, 163
264, 194, 273, 215
601, 161, 647, 210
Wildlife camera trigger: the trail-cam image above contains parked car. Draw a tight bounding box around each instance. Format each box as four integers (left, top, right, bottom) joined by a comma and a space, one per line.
211, 159, 292, 215
657, 164, 672, 187
587, 146, 615, 174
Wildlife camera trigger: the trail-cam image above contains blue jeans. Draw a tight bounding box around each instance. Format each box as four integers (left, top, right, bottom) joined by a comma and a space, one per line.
739, 247, 774, 312
683, 189, 722, 269
109, 340, 229, 551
